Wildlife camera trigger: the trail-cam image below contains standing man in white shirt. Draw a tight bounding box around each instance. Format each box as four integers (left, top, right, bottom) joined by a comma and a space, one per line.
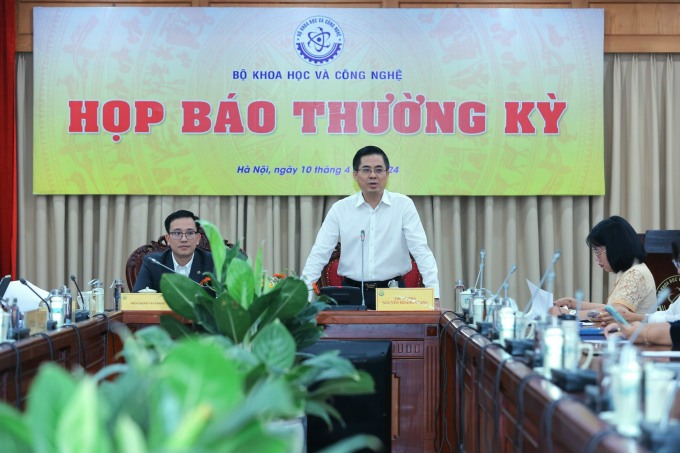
301, 145, 440, 309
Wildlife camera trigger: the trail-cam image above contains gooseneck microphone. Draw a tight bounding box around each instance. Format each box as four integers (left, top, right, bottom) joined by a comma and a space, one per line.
70, 274, 85, 311
628, 287, 671, 344
473, 249, 486, 292
493, 264, 517, 298
149, 257, 202, 287
522, 250, 561, 316
19, 278, 57, 331
360, 230, 366, 308
150, 257, 177, 274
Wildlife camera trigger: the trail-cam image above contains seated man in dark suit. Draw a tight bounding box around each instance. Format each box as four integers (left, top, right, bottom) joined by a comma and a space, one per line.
132, 210, 214, 292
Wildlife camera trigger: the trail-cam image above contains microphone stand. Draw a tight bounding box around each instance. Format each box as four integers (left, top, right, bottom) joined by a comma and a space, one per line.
20, 278, 57, 331
472, 249, 486, 293
360, 230, 366, 309
522, 250, 561, 317
149, 257, 208, 290
493, 264, 517, 299
70, 274, 90, 322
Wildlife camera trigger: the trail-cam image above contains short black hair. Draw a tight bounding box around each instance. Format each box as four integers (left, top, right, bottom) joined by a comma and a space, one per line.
164, 210, 200, 233
672, 235, 680, 261
352, 145, 389, 171
586, 215, 645, 273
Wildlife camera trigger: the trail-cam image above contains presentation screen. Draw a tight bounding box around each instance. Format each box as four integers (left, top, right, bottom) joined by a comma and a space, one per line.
33, 7, 604, 196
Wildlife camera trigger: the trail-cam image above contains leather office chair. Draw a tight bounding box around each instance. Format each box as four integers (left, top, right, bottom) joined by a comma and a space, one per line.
125, 233, 243, 291
315, 243, 424, 292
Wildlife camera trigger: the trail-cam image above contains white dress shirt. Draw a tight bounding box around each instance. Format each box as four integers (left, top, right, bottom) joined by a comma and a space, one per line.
302, 190, 440, 298
172, 253, 194, 278
648, 299, 680, 323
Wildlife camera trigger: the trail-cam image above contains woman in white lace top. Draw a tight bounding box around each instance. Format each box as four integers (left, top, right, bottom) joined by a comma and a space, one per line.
551, 216, 656, 324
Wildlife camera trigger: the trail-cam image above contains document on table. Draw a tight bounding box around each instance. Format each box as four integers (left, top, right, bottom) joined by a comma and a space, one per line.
525, 279, 553, 319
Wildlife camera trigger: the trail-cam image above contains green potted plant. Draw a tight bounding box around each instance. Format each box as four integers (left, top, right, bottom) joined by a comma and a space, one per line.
158, 221, 377, 434
0, 325, 380, 453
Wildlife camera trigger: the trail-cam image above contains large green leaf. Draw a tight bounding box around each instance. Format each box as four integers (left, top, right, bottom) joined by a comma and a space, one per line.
247, 288, 280, 322
316, 434, 382, 453
135, 325, 176, 360
164, 404, 212, 449
160, 273, 201, 320
202, 378, 298, 441
200, 221, 226, 283
258, 278, 309, 325
57, 377, 112, 453
251, 321, 296, 372
308, 370, 375, 398
203, 420, 291, 453
114, 414, 148, 453
161, 340, 245, 410
213, 293, 252, 343
0, 404, 32, 452
147, 339, 246, 446
253, 247, 264, 297
298, 352, 361, 383
194, 303, 219, 334
159, 314, 195, 339
226, 258, 256, 309
286, 322, 324, 351
25, 364, 79, 453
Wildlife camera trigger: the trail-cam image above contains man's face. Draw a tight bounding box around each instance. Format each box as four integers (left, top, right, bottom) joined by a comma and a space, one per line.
353, 154, 389, 197
165, 217, 200, 262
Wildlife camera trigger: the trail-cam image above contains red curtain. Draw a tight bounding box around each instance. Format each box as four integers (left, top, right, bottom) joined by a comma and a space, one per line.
0, 0, 17, 279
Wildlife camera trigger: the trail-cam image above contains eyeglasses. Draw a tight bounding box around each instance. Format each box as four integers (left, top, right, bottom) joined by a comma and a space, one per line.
592, 247, 606, 257
169, 231, 198, 240
673, 259, 680, 269
358, 167, 386, 175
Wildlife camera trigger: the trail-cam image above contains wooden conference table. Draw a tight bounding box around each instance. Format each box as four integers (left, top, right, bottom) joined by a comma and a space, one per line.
0, 309, 673, 452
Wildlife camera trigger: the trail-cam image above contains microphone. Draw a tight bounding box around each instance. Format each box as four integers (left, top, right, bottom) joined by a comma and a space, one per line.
473, 249, 486, 292
360, 230, 366, 308
70, 274, 85, 310
70, 274, 91, 321
20, 278, 57, 330
150, 257, 177, 274
493, 264, 517, 298
149, 257, 203, 288
628, 287, 671, 344
522, 250, 561, 316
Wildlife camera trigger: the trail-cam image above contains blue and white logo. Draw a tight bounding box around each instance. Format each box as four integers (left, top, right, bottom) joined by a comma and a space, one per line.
294, 16, 344, 65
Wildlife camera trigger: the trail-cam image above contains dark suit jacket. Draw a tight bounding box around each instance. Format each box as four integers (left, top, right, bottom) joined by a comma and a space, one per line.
132, 248, 214, 293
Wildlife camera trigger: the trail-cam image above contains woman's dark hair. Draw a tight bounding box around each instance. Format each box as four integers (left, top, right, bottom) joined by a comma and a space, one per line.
586, 215, 645, 273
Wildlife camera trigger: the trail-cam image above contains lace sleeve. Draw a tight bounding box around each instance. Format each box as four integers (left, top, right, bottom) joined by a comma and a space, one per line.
608, 268, 648, 312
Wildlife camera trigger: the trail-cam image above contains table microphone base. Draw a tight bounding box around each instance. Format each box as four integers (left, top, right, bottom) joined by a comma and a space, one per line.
505, 339, 534, 356
74, 310, 90, 322
8, 328, 30, 341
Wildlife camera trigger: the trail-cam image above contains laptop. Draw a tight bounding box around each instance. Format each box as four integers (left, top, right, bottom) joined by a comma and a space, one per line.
319, 286, 367, 311
0, 275, 11, 301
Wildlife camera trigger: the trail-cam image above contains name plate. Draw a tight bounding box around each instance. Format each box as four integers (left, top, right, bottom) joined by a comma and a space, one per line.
376, 288, 435, 311
120, 293, 171, 311
24, 308, 49, 334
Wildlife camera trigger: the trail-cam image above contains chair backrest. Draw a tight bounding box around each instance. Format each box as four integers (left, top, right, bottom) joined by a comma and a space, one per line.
125, 234, 243, 291
316, 243, 424, 291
